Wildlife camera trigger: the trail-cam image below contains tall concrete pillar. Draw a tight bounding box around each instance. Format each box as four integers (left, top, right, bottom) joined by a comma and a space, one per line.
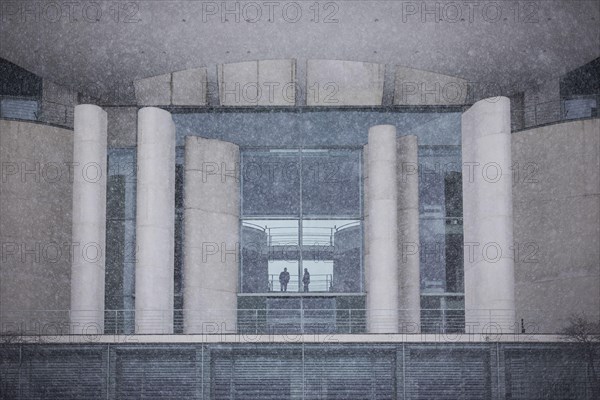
135, 107, 176, 334
71, 104, 107, 334
365, 125, 399, 333
183, 136, 240, 334
397, 135, 421, 333
462, 97, 515, 334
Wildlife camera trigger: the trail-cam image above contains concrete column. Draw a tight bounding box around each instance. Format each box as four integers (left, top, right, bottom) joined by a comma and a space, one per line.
366, 125, 399, 333
135, 107, 176, 334
462, 97, 515, 334
183, 136, 240, 334
71, 104, 107, 334
397, 135, 421, 333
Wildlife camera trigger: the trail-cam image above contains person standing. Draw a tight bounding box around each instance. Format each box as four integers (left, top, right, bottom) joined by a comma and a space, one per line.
302, 268, 310, 292
279, 267, 290, 292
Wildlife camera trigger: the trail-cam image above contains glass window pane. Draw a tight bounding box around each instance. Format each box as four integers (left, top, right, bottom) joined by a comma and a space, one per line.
419, 218, 464, 293
242, 151, 300, 216
302, 220, 361, 293
301, 150, 361, 217
241, 220, 299, 293
106, 149, 136, 326
419, 218, 447, 292
418, 146, 462, 218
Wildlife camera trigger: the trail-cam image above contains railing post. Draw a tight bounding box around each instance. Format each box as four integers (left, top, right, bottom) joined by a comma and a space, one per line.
349, 309, 352, 334
441, 308, 446, 334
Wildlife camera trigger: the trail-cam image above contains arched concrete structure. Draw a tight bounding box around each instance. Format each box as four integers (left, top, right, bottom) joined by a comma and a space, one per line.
183, 136, 240, 334
365, 125, 399, 333
70, 104, 107, 334
135, 107, 176, 334
462, 97, 515, 334
218, 59, 296, 106
307, 60, 385, 106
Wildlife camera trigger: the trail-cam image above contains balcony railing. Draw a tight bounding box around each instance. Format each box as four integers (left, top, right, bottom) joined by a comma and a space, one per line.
267, 274, 333, 292
0, 308, 530, 336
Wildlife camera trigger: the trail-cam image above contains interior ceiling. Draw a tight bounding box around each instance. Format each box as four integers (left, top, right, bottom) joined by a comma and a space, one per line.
1, 0, 599, 104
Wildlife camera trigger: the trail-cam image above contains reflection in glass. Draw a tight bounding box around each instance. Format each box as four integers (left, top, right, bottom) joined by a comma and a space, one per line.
242, 220, 299, 293
301, 150, 361, 217
241, 151, 300, 216
240, 149, 363, 294
241, 219, 362, 293
418, 146, 464, 294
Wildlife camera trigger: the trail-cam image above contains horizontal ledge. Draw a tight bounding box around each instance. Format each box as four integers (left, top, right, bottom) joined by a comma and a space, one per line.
9, 333, 567, 344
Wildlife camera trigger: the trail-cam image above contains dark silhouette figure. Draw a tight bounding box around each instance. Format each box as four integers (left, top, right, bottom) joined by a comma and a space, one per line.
279, 268, 290, 292
302, 268, 310, 292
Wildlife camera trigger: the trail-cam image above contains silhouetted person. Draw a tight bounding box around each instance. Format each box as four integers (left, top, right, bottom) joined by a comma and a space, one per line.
303, 268, 310, 292
279, 268, 290, 292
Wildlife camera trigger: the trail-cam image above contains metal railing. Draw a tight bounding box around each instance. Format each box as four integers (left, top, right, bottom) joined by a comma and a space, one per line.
242, 222, 361, 248
267, 274, 333, 292
1, 308, 528, 336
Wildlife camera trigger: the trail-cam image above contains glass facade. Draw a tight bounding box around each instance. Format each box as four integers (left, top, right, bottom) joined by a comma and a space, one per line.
104, 109, 466, 332
240, 149, 362, 294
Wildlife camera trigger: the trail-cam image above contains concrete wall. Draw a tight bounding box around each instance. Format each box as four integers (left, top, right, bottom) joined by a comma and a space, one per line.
0, 119, 73, 333
307, 60, 384, 106
512, 118, 600, 333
